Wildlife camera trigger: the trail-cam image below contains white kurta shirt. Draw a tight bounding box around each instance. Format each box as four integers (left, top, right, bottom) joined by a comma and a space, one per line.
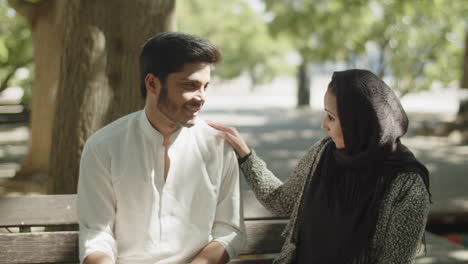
77, 110, 246, 264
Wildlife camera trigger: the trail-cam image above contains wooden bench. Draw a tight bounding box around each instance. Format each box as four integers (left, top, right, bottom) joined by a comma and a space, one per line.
1, 193, 467, 264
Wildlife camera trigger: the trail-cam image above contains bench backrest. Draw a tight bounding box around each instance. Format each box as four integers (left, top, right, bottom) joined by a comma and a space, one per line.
2, 194, 468, 264
0, 193, 285, 264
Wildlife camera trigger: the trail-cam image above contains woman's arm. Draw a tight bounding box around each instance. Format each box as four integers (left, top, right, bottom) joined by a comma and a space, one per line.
377, 173, 430, 263
208, 121, 328, 217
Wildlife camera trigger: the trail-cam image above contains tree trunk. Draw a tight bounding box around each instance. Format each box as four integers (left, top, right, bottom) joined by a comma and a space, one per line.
297, 60, 310, 106
8, 0, 63, 180
48, 0, 176, 194
456, 32, 468, 143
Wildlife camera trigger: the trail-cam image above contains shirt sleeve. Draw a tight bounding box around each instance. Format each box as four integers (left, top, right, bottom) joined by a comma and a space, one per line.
211, 144, 247, 260
77, 140, 117, 264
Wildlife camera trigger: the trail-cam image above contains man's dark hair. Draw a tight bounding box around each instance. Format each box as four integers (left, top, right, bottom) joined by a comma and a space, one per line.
139, 32, 222, 98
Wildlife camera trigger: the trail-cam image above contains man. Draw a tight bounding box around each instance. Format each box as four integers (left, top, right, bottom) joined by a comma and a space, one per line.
77, 32, 246, 264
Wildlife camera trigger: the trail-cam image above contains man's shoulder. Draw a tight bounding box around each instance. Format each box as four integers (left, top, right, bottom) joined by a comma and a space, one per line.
193, 118, 217, 136
85, 110, 141, 148
191, 119, 235, 156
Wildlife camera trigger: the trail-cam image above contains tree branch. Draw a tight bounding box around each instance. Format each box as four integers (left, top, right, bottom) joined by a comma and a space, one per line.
7, 0, 42, 24
0, 58, 33, 93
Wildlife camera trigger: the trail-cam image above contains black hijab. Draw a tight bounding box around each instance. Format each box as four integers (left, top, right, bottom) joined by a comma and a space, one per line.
295, 69, 431, 263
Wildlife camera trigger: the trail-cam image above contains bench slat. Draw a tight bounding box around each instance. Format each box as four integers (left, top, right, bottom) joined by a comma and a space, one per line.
0, 231, 77, 264
0, 220, 286, 264
0, 195, 76, 227
242, 220, 286, 254
1, 228, 467, 264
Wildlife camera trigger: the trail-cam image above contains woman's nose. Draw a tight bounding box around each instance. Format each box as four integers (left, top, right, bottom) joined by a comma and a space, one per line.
321, 118, 328, 131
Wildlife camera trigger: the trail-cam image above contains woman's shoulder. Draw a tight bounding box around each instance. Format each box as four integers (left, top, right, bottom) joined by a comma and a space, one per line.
304, 137, 332, 158
387, 170, 430, 204
295, 137, 332, 170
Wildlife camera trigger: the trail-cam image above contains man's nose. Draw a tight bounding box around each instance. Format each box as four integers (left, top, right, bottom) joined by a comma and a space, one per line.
195, 88, 206, 102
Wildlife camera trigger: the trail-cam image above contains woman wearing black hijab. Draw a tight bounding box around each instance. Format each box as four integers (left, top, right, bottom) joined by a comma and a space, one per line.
208, 69, 431, 264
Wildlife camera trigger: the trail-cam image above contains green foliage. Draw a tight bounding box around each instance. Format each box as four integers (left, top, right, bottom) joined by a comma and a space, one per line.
177, 0, 293, 89
263, 0, 467, 94
364, 0, 467, 95
0, 0, 33, 101
264, 0, 372, 61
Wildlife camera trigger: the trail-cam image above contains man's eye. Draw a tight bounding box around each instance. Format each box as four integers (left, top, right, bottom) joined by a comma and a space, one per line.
183, 83, 197, 89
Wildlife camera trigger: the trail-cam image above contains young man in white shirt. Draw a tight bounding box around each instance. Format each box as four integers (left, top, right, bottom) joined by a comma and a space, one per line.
77, 32, 246, 264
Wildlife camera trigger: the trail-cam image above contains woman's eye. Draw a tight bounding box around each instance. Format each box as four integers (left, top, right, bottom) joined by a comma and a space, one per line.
328, 115, 335, 121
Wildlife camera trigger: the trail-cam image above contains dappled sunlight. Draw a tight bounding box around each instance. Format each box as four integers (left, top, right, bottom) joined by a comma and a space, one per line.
201, 113, 269, 127
260, 130, 300, 143
415, 257, 437, 264
0, 162, 19, 178
300, 129, 320, 139
0, 144, 28, 158
451, 199, 468, 210
267, 149, 304, 159
449, 250, 468, 261
431, 197, 468, 213
0, 125, 29, 144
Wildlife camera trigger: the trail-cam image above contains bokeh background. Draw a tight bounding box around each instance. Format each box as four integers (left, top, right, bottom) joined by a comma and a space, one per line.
0, 0, 467, 261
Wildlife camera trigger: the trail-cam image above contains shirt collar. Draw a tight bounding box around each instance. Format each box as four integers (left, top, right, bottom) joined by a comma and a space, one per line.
139, 109, 186, 147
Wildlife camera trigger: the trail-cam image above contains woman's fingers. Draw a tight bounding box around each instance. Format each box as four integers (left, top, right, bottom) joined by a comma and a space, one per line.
206, 120, 250, 157
207, 120, 229, 131
207, 121, 237, 135
223, 131, 251, 158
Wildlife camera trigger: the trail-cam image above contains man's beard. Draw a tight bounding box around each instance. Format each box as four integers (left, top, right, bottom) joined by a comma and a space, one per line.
156, 84, 195, 128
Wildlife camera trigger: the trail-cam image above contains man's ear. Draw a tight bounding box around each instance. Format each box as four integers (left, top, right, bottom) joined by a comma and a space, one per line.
144, 73, 161, 96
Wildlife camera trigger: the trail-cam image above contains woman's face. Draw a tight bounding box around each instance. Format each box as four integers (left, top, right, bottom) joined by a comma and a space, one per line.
321, 90, 345, 149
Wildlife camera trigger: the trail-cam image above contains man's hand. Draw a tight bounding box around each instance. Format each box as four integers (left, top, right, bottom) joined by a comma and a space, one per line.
83, 252, 113, 264
191, 241, 229, 264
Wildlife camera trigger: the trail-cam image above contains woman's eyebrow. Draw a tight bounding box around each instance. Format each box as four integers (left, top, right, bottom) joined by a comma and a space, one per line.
325, 108, 336, 117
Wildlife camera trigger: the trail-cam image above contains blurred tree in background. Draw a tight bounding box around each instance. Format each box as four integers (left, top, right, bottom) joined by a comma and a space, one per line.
0, 0, 32, 98
177, 0, 293, 91
263, 0, 373, 105
361, 0, 466, 96
457, 32, 468, 142
7, 0, 176, 194
263, 0, 466, 104
0, 0, 467, 193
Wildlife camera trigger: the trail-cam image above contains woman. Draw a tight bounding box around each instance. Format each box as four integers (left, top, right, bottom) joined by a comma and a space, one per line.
208, 69, 431, 264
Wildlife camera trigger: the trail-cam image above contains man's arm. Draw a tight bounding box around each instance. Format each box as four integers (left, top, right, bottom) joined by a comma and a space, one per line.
200, 143, 246, 262
77, 141, 117, 264
191, 241, 229, 264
